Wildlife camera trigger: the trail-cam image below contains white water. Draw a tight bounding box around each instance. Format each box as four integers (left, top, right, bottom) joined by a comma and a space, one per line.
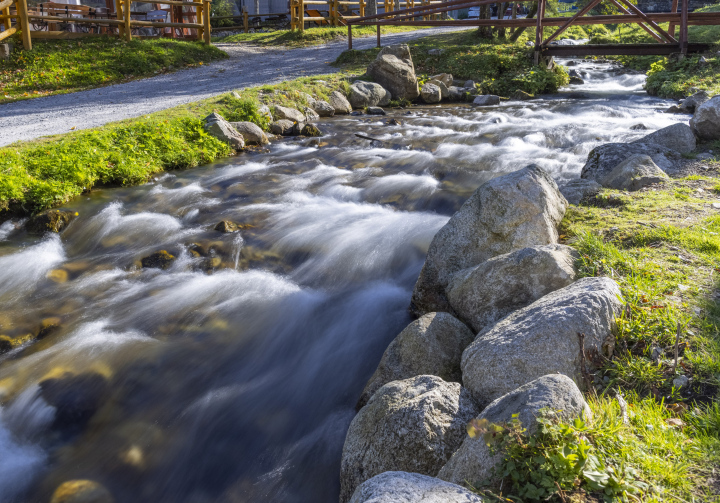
0, 60, 690, 503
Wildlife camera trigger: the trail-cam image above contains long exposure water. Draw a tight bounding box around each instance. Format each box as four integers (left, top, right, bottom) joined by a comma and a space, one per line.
0, 60, 688, 503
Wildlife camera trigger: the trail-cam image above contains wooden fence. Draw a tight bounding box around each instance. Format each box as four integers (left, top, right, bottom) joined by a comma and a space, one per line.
3, 0, 211, 49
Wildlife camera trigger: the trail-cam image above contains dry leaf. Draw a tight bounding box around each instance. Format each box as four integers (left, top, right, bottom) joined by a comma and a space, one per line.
665, 418, 685, 428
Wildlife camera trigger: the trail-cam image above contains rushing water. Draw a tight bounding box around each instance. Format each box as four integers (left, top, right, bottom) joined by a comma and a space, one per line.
0, 60, 688, 503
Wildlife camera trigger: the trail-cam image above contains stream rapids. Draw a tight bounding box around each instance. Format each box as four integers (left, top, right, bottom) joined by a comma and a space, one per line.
0, 60, 687, 503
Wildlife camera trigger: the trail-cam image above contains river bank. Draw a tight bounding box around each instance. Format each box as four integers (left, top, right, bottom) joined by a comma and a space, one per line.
0, 48, 718, 502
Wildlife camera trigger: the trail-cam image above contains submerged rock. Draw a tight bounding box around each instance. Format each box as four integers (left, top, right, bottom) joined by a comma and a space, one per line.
40, 372, 109, 433
366, 107, 387, 116
340, 375, 479, 503
349, 472, 483, 503
558, 179, 602, 204
349, 81, 392, 108
357, 312, 474, 409
50, 480, 114, 503
26, 210, 77, 234
446, 244, 579, 333
438, 374, 591, 487
691, 95, 720, 141
329, 91, 353, 115
367, 44, 420, 101
140, 250, 175, 270
472, 95, 500, 106
461, 277, 623, 407
510, 90, 534, 101
410, 165, 567, 316
631, 123, 696, 153
301, 124, 323, 137
0, 335, 13, 354
229, 121, 269, 145
421, 82, 442, 104
600, 154, 669, 191
203, 112, 244, 150
215, 220, 240, 233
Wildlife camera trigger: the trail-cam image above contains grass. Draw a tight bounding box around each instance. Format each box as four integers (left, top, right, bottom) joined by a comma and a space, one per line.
0, 37, 227, 104
334, 30, 570, 96
213, 25, 422, 47
555, 173, 720, 501
0, 71, 353, 215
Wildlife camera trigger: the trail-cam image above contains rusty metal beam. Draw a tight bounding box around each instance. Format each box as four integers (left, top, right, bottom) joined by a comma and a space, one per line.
615, 0, 677, 42
543, 0, 602, 46
607, 0, 664, 43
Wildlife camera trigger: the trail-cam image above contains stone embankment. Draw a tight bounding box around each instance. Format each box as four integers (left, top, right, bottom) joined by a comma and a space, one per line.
333, 51, 720, 503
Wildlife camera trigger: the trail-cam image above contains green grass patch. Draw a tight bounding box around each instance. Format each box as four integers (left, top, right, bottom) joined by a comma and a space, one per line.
0, 37, 227, 104
214, 25, 421, 47
334, 30, 570, 96
0, 71, 353, 215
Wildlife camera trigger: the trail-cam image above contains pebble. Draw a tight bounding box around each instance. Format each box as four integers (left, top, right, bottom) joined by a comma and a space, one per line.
673, 375, 689, 389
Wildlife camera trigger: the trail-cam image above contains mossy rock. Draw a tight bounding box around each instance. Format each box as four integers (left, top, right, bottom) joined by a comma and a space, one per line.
40, 372, 110, 433
0, 335, 13, 355
140, 250, 175, 270
37, 317, 62, 339
26, 209, 77, 234
301, 124, 323, 137
50, 480, 114, 503
215, 220, 239, 233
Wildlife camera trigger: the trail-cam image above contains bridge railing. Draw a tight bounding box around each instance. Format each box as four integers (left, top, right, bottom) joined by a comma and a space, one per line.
1, 0, 31, 49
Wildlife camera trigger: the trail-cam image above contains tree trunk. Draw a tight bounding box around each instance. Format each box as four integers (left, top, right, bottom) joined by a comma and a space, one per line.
509, 0, 537, 42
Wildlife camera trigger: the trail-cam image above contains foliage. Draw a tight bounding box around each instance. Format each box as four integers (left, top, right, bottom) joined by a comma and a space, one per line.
222, 95, 271, 130
645, 54, 720, 99
0, 37, 227, 104
470, 411, 649, 502
210, 0, 236, 27
0, 118, 230, 213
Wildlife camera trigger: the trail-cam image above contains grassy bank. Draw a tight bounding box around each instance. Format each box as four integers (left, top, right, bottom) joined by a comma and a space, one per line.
214, 25, 422, 47
470, 173, 720, 502
0, 37, 227, 104
0, 72, 351, 215
335, 30, 570, 96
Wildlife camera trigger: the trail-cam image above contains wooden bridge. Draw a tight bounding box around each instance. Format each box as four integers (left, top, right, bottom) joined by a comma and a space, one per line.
346, 0, 714, 61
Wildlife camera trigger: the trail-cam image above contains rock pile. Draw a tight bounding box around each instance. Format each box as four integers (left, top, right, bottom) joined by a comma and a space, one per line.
339, 165, 617, 502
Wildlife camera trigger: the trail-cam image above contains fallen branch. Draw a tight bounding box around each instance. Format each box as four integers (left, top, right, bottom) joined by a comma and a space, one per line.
355, 133, 383, 142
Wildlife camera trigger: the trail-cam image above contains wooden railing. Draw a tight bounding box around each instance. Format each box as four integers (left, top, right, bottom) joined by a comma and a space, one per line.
6, 0, 211, 49
0, 0, 31, 49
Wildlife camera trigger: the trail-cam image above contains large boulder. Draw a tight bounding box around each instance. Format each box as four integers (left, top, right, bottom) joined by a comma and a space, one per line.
349, 472, 483, 503
270, 119, 294, 136
446, 244, 579, 333
430, 73, 453, 87
339, 375, 479, 503
272, 104, 305, 123
558, 179, 601, 204
203, 112, 244, 149
313, 99, 336, 117
357, 313, 475, 409
410, 165, 567, 316
229, 121, 269, 145
438, 374, 591, 487
461, 276, 623, 407
367, 44, 420, 101
581, 142, 681, 182
428, 79, 449, 99
679, 90, 710, 113
448, 86, 468, 102
349, 81, 392, 108
691, 95, 720, 141
631, 123, 696, 153
600, 154, 669, 191
329, 90, 353, 115
421, 82, 442, 104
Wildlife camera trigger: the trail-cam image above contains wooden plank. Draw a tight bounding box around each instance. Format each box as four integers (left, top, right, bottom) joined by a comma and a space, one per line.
28, 14, 124, 23
303, 15, 327, 20
680, 0, 688, 54
0, 0, 13, 12
0, 24, 16, 41
543, 42, 708, 56
132, 0, 202, 6
668, 0, 678, 37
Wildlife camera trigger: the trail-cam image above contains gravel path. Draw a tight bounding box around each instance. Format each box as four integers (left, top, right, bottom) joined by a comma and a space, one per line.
0, 28, 464, 147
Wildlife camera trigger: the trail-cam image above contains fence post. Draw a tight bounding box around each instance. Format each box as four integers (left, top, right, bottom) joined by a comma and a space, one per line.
2, 1, 11, 32
114, 0, 123, 38
243, 7, 248, 32
123, 0, 131, 41
203, 0, 210, 43
359, 0, 364, 17
680, 0, 688, 55
298, 0, 304, 31
197, 1, 203, 41
16, 0, 30, 49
